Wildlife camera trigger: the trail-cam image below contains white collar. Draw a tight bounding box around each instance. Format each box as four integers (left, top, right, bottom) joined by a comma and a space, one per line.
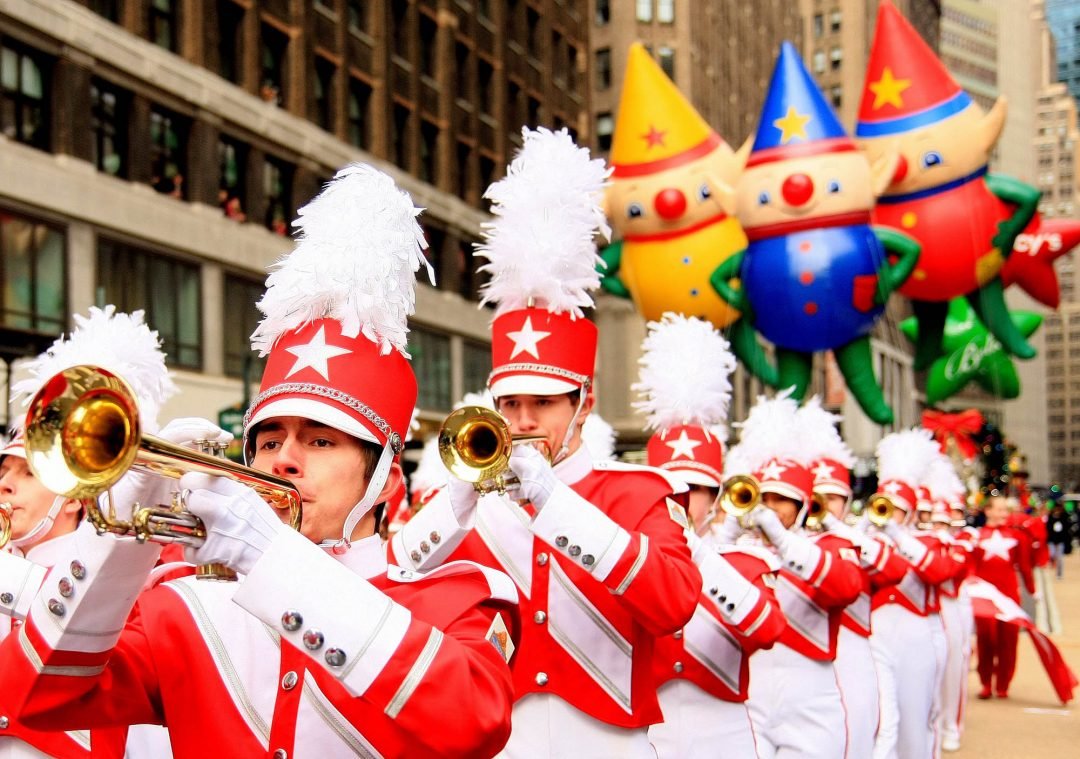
325, 533, 387, 580
23, 530, 81, 569
554, 444, 593, 486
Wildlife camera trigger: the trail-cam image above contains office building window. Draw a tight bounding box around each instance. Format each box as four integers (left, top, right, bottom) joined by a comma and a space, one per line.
313, 57, 335, 131
455, 42, 471, 98
217, 0, 244, 83
393, 103, 411, 170
595, 47, 612, 90
218, 136, 247, 222
420, 13, 438, 77
348, 78, 372, 149
657, 0, 674, 23
830, 10, 842, 33
348, 0, 369, 34
456, 141, 472, 199
830, 85, 842, 108
97, 239, 201, 369
596, 0, 610, 26
149, 107, 187, 198
527, 8, 541, 59
0, 210, 65, 335
814, 13, 823, 38
463, 339, 491, 396
392, 0, 411, 57
0, 41, 48, 150
830, 46, 842, 71
411, 326, 452, 410
149, 0, 178, 52
658, 46, 675, 81
264, 156, 293, 236
636, 0, 652, 23
90, 0, 121, 21
90, 79, 128, 177
420, 119, 439, 185
478, 59, 494, 115
223, 274, 266, 379
596, 112, 614, 152
260, 23, 288, 105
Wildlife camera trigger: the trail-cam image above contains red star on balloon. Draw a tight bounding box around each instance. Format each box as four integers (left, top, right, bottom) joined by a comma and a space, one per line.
1000, 215, 1080, 308
641, 125, 667, 149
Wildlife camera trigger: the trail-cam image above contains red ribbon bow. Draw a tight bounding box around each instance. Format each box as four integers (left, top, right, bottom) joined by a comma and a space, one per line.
922, 409, 984, 461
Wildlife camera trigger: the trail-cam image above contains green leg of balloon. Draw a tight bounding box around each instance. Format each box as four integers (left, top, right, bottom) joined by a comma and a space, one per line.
776, 349, 812, 400
967, 277, 1036, 359
728, 318, 779, 388
835, 336, 895, 425
912, 299, 949, 371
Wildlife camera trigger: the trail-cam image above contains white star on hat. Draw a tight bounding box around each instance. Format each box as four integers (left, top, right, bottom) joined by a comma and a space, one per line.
665, 430, 702, 460
760, 460, 787, 481
285, 325, 352, 380
812, 461, 835, 481
979, 529, 1018, 562
884, 481, 904, 495
506, 316, 551, 360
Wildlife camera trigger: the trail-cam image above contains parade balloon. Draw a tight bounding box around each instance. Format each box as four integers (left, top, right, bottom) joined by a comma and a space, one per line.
1001, 215, 1080, 308
600, 43, 776, 385
710, 41, 918, 425
856, 1, 1041, 370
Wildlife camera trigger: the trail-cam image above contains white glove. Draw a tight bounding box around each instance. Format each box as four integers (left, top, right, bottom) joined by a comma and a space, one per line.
156, 417, 234, 449
751, 506, 789, 547
711, 514, 744, 546
884, 521, 928, 564
447, 475, 480, 527
752, 506, 821, 580
179, 472, 288, 576
506, 444, 559, 511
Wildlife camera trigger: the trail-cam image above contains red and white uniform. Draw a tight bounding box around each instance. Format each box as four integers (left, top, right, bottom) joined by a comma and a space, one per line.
972, 524, 1035, 696
649, 540, 786, 758
936, 528, 974, 748
390, 448, 701, 757
3, 527, 518, 759
746, 530, 862, 759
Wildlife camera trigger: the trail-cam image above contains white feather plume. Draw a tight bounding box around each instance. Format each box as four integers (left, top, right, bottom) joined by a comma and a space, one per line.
722, 442, 753, 478
923, 455, 965, 502
732, 390, 807, 471
11, 306, 177, 433
251, 163, 433, 357
633, 313, 737, 432
795, 396, 855, 467
409, 435, 447, 498
876, 429, 939, 484
582, 413, 617, 460
454, 389, 495, 411
477, 127, 611, 317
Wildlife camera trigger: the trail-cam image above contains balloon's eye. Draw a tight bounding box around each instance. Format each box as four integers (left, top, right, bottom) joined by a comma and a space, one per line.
627, 202, 645, 219
758, 191, 771, 206
921, 151, 943, 169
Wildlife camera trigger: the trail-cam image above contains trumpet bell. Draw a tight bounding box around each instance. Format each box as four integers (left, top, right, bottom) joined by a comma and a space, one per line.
804, 493, 829, 530
866, 494, 896, 528
719, 474, 760, 517
439, 406, 513, 486
0, 502, 11, 548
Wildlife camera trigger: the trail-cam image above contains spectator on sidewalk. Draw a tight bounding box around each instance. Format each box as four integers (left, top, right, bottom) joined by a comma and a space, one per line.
1047, 502, 1072, 581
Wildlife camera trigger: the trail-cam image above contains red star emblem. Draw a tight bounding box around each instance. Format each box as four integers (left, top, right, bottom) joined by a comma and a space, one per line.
1001, 216, 1080, 308
641, 125, 667, 149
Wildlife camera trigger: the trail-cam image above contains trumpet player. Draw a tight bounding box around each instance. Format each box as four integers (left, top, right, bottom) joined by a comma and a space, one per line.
797, 398, 907, 759
721, 394, 862, 759
391, 130, 701, 757
636, 314, 786, 758
3, 166, 519, 758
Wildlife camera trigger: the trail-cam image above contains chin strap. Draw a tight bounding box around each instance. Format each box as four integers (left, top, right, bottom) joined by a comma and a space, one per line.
321, 441, 397, 555
11, 496, 67, 548
551, 387, 590, 467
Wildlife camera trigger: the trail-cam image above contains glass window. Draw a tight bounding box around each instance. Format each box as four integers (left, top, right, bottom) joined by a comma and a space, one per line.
420, 13, 438, 77
813, 50, 826, 74
636, 0, 652, 23
348, 0, 369, 33
410, 326, 451, 410
90, 79, 128, 178
263, 156, 293, 236
462, 339, 491, 396
217, 0, 245, 84
830, 9, 842, 33
91, 0, 121, 21
314, 57, 335, 131
0, 41, 48, 150
830, 46, 842, 71
813, 14, 823, 38
149, 0, 178, 52
260, 22, 289, 105
0, 209, 65, 335
223, 274, 266, 379
348, 78, 372, 149
393, 103, 411, 170
455, 42, 471, 99
658, 46, 675, 81
218, 136, 247, 222
420, 120, 439, 185
657, 0, 674, 23
596, 0, 610, 26
526, 8, 541, 59
596, 112, 614, 152
478, 59, 494, 115
456, 141, 472, 199
595, 48, 612, 90
392, 0, 410, 57
830, 85, 842, 108
97, 239, 201, 369
149, 107, 187, 198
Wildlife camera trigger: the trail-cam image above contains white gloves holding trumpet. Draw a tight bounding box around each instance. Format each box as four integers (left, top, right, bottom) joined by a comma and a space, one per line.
446, 443, 560, 525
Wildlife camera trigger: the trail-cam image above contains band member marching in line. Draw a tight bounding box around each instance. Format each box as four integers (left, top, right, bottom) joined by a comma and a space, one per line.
719, 393, 862, 759
869, 430, 962, 759
390, 128, 701, 758
797, 397, 907, 759
635, 313, 786, 758
3, 164, 521, 758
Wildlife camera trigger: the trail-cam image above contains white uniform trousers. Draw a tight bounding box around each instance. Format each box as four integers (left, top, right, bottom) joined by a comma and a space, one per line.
498, 694, 653, 759
650, 680, 759, 758
871, 605, 946, 759
748, 644, 847, 759
835, 626, 880, 759
937, 596, 970, 748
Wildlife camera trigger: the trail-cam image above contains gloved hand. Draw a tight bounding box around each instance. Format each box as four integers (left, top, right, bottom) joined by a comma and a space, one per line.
156, 417, 234, 450
447, 475, 480, 528
750, 506, 789, 547
752, 505, 821, 580
711, 514, 744, 546
506, 444, 559, 511
179, 472, 288, 576
883, 521, 928, 564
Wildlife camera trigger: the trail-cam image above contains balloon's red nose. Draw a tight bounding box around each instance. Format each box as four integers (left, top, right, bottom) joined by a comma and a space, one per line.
781, 174, 815, 207
654, 188, 688, 220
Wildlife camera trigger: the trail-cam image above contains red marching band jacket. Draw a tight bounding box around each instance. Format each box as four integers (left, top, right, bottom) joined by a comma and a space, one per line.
652, 545, 786, 702
390, 448, 702, 728
924, 531, 971, 600
2, 526, 520, 759
771, 532, 862, 661
839, 533, 908, 638
973, 525, 1036, 603
872, 531, 964, 616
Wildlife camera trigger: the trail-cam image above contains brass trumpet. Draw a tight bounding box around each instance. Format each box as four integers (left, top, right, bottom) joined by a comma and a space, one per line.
718, 474, 761, 518
865, 494, 896, 528
804, 493, 830, 530
23, 365, 302, 579
438, 405, 548, 495
0, 502, 11, 549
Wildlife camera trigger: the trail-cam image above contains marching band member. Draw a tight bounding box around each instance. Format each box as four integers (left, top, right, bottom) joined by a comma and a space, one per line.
391, 128, 701, 757
3, 165, 519, 758
798, 398, 907, 759
973, 493, 1036, 700
724, 393, 862, 759
635, 314, 786, 758
869, 431, 960, 759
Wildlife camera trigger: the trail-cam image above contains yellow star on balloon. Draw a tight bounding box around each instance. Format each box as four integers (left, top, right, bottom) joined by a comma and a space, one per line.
869, 67, 911, 110
773, 106, 811, 144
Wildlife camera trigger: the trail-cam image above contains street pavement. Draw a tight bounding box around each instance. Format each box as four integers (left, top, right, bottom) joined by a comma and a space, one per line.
954, 550, 1080, 757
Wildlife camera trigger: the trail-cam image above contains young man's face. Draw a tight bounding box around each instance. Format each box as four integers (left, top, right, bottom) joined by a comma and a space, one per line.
687, 485, 719, 530
0, 456, 80, 548
252, 417, 401, 543
984, 496, 1008, 528
825, 493, 847, 519
762, 491, 801, 530
495, 392, 593, 461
